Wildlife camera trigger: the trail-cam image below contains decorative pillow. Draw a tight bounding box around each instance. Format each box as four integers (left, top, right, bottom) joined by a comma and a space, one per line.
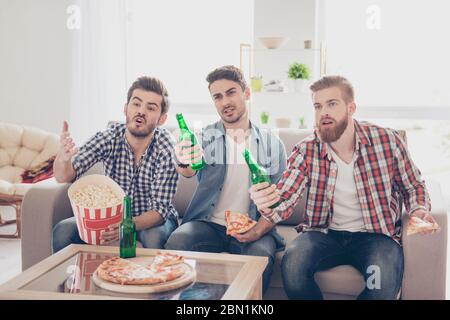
21, 156, 56, 183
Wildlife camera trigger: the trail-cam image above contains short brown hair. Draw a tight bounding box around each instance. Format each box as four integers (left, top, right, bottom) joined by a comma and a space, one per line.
310, 75, 354, 104
206, 65, 247, 91
127, 76, 170, 114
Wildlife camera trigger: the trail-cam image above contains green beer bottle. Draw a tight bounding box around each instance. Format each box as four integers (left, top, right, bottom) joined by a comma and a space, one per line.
176, 113, 206, 171
119, 195, 136, 259
243, 148, 280, 209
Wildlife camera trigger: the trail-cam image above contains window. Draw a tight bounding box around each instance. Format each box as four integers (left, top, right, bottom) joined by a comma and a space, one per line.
321, 0, 450, 109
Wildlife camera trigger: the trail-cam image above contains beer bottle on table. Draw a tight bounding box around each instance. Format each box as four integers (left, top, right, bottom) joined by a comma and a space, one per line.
176, 113, 206, 171
120, 195, 136, 259
243, 148, 280, 209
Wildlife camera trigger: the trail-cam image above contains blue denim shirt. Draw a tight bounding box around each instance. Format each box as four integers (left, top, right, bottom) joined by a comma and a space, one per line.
182, 121, 287, 251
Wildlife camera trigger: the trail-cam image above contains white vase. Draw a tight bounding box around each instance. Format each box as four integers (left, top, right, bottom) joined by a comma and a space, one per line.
294, 79, 308, 93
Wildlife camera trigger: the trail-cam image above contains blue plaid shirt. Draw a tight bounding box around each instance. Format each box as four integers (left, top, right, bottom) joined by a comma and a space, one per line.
72, 122, 179, 221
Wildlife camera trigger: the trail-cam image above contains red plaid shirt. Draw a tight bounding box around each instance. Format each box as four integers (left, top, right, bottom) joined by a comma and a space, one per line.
266, 120, 431, 242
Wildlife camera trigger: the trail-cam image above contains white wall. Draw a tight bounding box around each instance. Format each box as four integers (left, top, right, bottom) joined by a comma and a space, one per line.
0, 0, 72, 135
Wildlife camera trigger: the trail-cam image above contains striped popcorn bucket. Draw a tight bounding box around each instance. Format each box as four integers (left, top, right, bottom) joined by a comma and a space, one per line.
68, 174, 125, 245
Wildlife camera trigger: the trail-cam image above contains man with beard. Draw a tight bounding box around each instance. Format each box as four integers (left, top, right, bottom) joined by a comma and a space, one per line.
165, 65, 287, 294
248, 75, 438, 300
52, 76, 179, 252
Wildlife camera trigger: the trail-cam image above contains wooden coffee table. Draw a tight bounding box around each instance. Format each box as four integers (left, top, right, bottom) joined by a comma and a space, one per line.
0, 244, 267, 300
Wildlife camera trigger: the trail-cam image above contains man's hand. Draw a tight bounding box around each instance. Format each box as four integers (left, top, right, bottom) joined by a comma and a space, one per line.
174, 140, 203, 166
57, 121, 78, 162
249, 182, 280, 216
410, 209, 441, 235
100, 223, 120, 245
54, 121, 78, 182
229, 227, 261, 243
229, 218, 275, 243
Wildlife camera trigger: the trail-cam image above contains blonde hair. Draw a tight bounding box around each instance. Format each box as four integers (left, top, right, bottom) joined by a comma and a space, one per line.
310, 75, 354, 104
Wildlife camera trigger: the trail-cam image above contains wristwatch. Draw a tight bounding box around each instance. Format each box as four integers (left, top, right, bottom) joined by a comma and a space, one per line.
174, 157, 190, 168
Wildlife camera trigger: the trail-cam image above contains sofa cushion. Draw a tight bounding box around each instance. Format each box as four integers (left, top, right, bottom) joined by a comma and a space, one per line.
0, 123, 23, 148
13, 147, 39, 170
0, 147, 18, 167
30, 138, 59, 168
22, 126, 51, 152
0, 165, 24, 184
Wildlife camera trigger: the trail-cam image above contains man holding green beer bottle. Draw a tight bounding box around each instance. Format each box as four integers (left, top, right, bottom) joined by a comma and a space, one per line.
52, 76, 179, 252
165, 65, 287, 294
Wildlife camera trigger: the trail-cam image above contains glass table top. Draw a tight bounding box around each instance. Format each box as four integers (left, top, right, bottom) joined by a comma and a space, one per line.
20, 251, 245, 300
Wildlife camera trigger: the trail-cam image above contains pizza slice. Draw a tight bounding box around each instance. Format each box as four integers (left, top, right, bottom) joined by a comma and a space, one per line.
225, 210, 257, 235
407, 216, 440, 236
148, 251, 184, 271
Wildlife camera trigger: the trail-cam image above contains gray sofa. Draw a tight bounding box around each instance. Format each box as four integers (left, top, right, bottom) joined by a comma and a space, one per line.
21, 128, 448, 299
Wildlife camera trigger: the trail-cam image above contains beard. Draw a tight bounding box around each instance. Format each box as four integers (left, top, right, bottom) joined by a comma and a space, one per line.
126, 114, 156, 139
220, 105, 246, 124
317, 113, 349, 143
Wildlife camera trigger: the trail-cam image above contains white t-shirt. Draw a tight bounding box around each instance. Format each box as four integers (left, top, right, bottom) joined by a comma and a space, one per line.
328, 148, 366, 232
209, 135, 251, 226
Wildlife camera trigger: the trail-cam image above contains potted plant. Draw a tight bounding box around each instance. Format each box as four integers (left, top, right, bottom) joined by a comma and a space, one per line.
260, 112, 269, 125
251, 75, 263, 92
298, 116, 307, 129
287, 62, 310, 92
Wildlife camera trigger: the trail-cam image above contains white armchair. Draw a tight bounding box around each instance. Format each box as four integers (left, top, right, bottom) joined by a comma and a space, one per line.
0, 122, 59, 238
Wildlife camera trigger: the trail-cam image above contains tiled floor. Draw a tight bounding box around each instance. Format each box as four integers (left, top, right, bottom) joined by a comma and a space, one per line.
1, 200, 450, 298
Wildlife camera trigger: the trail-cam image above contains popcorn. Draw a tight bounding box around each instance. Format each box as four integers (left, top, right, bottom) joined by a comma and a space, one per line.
71, 184, 121, 208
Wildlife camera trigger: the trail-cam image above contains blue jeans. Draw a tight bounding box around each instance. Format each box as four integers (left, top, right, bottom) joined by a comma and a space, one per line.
164, 220, 276, 294
281, 230, 404, 300
52, 216, 177, 253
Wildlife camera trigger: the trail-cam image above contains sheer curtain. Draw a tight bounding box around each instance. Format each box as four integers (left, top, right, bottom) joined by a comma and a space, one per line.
69, 0, 128, 143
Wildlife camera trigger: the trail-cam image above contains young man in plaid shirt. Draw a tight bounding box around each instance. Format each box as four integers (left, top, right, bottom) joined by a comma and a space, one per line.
52, 76, 179, 252
249, 75, 438, 299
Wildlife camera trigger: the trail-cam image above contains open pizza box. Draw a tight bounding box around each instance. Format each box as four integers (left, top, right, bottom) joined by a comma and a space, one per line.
68, 174, 125, 245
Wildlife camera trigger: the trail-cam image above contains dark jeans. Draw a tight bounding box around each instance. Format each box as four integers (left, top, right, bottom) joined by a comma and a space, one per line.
164, 220, 277, 294
52, 216, 177, 253
281, 230, 404, 300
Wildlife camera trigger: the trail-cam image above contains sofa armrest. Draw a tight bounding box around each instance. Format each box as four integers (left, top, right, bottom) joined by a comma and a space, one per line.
401, 180, 448, 299
21, 181, 73, 271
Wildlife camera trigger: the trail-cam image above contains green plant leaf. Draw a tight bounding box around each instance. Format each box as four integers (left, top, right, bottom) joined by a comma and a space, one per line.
287, 62, 310, 80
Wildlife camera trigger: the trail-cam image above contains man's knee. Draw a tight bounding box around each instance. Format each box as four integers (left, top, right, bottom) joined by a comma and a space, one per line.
165, 228, 193, 250
282, 232, 323, 274
243, 238, 276, 260
139, 225, 172, 249
52, 218, 80, 253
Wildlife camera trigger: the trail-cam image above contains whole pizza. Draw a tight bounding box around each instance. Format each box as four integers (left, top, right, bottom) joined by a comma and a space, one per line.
97, 251, 186, 285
